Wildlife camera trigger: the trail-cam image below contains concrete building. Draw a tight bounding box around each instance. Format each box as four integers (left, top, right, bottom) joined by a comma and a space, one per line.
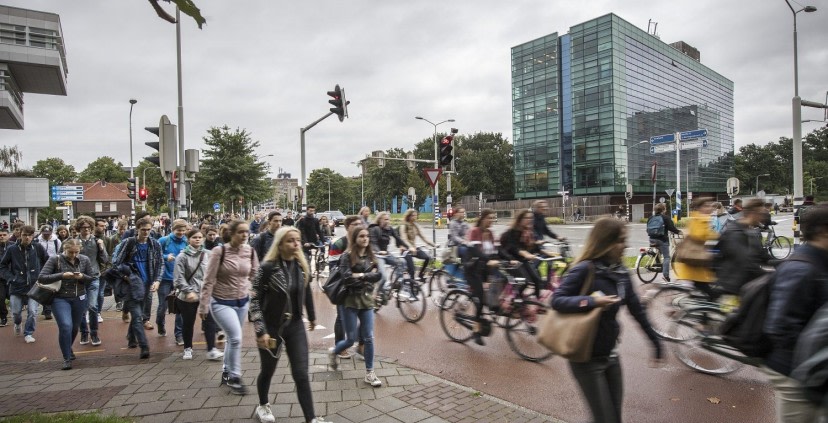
511, 14, 734, 200
0, 5, 68, 129
0, 177, 49, 225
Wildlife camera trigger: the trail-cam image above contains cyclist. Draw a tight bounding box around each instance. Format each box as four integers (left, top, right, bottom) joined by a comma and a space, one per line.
445, 207, 469, 279
465, 209, 501, 345
369, 212, 408, 303
674, 197, 719, 300
647, 203, 682, 283
715, 199, 772, 294
399, 210, 435, 282
499, 209, 545, 297
531, 200, 565, 243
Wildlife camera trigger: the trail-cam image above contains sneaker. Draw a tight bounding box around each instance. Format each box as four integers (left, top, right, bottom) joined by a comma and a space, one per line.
227, 377, 247, 395
220, 371, 229, 386
310, 418, 330, 423
338, 350, 352, 359
143, 321, 154, 330
0, 318, 7, 327
140, 347, 150, 359
255, 403, 276, 423
327, 347, 338, 370
216, 331, 226, 343
14, 324, 21, 336
661, 275, 672, 283
364, 370, 382, 387
122, 311, 130, 323
175, 336, 184, 346
91, 335, 101, 346
61, 360, 72, 371
25, 335, 36, 343
207, 348, 224, 361
158, 327, 167, 337
97, 314, 104, 323
182, 348, 193, 360
44, 313, 52, 320
79, 333, 90, 345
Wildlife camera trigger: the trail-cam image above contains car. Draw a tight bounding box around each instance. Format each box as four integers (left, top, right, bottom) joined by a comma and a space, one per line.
324, 210, 346, 226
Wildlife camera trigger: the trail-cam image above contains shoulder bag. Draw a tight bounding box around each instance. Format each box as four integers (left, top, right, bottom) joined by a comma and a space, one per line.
674, 236, 713, 267
167, 253, 205, 314
537, 264, 601, 363
322, 265, 347, 305
28, 280, 62, 306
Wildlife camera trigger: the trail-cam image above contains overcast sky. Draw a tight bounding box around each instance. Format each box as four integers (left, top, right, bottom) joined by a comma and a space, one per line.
2, 0, 827, 182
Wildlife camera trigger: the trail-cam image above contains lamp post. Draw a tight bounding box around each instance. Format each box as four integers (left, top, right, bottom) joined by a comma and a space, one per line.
129, 99, 137, 224
323, 174, 331, 211
756, 173, 770, 196
415, 116, 454, 246
784, 0, 817, 202
686, 159, 697, 218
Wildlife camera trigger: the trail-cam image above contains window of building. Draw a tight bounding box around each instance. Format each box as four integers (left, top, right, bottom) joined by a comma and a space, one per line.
110, 202, 117, 212
95, 202, 103, 212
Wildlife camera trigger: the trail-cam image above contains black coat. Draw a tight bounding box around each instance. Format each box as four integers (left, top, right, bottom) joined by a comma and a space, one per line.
0, 242, 48, 296
249, 259, 315, 339
715, 220, 771, 294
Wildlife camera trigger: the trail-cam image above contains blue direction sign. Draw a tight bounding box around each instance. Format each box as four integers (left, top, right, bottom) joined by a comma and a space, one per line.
679, 129, 708, 141
649, 133, 675, 145
213, 202, 221, 212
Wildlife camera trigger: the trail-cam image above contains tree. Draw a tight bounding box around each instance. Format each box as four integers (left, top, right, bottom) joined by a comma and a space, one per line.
455, 132, 513, 199
364, 148, 410, 210
0, 145, 23, 174
147, 0, 206, 28
31, 157, 77, 186
78, 157, 129, 183
307, 168, 352, 212
135, 158, 168, 213
190, 126, 270, 213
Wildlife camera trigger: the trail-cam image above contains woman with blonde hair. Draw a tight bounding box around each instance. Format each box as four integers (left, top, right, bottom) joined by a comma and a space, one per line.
399, 209, 435, 281
358, 206, 372, 226
552, 218, 662, 423
249, 226, 327, 423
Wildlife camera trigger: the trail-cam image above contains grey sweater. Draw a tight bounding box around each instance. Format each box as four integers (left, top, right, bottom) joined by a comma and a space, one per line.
174, 246, 209, 302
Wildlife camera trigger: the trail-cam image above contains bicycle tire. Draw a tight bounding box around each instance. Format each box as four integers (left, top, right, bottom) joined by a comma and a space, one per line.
635, 252, 660, 283
643, 285, 692, 341
439, 289, 476, 343
669, 310, 742, 375
397, 278, 427, 323
504, 300, 554, 362
769, 236, 792, 260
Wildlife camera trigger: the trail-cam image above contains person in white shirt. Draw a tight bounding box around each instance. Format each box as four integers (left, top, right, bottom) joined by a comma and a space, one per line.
37, 225, 62, 258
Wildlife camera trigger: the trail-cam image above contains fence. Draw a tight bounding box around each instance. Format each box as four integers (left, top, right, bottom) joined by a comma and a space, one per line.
456, 195, 616, 222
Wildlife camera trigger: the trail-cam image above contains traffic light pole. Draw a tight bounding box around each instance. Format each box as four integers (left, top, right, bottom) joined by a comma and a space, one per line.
175, 6, 186, 220
300, 111, 335, 213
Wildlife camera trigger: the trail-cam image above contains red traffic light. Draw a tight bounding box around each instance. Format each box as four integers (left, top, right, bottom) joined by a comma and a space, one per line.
138, 188, 148, 201
441, 135, 453, 145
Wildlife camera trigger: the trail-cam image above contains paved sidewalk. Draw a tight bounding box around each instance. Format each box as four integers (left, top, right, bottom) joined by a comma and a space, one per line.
0, 348, 561, 423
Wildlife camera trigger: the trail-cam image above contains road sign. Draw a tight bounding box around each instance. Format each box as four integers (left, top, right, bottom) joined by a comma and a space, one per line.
680, 138, 709, 150
650, 133, 675, 145
727, 177, 740, 196
213, 202, 220, 212
51, 185, 83, 192
688, 192, 693, 201
54, 195, 83, 201
665, 189, 675, 197
423, 168, 442, 188
659, 197, 666, 203
650, 144, 676, 154
679, 129, 708, 141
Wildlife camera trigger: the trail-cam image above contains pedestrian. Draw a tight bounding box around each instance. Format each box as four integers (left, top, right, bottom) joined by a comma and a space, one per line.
200, 219, 259, 395
711, 202, 731, 233
283, 211, 295, 227
157, 219, 189, 344
0, 225, 48, 343
728, 198, 744, 219
647, 203, 682, 283
328, 226, 383, 387
328, 216, 365, 358
251, 212, 282, 262
0, 227, 11, 327
75, 216, 108, 346
358, 206, 371, 226
38, 239, 94, 370
36, 225, 61, 258
296, 205, 323, 265
551, 217, 663, 423
715, 199, 772, 294
110, 217, 163, 359
174, 229, 222, 361
56, 225, 70, 243
204, 226, 223, 251
674, 197, 719, 299
250, 226, 328, 423
318, 215, 333, 243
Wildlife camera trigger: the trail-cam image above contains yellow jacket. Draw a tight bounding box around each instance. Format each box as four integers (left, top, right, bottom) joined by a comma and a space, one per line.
673, 211, 718, 283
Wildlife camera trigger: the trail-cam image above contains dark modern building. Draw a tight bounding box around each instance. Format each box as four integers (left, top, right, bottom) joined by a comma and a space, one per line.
0, 5, 68, 130
511, 13, 734, 200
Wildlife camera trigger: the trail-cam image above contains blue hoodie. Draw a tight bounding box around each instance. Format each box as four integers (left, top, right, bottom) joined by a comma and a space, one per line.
158, 234, 188, 281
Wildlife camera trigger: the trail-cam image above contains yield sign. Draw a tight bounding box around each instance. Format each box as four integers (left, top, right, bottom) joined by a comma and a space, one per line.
423, 168, 442, 188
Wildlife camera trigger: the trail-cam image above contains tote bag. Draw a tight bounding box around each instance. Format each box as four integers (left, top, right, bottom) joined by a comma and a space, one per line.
537, 265, 601, 363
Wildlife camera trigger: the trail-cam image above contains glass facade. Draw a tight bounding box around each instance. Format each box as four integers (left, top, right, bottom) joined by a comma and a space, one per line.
512, 14, 734, 198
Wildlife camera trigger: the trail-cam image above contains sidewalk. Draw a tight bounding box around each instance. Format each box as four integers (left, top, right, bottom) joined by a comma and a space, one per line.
0, 348, 561, 423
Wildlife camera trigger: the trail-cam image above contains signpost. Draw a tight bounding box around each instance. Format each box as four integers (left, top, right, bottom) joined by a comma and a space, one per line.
51, 185, 84, 202
727, 177, 740, 205
557, 188, 569, 220
649, 129, 709, 221
624, 184, 633, 222
213, 202, 221, 213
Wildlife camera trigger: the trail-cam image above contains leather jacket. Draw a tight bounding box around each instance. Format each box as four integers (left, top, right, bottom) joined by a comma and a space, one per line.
249, 259, 316, 339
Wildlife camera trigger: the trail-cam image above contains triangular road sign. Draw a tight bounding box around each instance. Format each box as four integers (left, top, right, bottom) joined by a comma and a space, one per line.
423, 168, 442, 188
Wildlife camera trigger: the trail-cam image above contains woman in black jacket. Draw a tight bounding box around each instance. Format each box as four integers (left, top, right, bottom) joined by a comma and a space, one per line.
37, 239, 95, 370
249, 226, 326, 423
328, 226, 383, 387
499, 209, 545, 296
551, 218, 663, 423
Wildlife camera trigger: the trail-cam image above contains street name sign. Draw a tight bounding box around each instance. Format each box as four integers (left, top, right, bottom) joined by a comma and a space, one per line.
650, 144, 676, 154
680, 129, 708, 140
649, 133, 675, 145
680, 138, 709, 150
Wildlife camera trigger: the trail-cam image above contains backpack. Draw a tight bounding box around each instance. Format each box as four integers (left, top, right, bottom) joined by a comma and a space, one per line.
646, 215, 666, 237
718, 256, 816, 358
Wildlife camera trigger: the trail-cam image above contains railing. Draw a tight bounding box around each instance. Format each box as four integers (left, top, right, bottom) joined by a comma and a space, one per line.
0, 70, 24, 111
0, 23, 68, 76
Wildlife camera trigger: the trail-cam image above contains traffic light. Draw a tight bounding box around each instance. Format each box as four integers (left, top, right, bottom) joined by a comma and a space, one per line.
439, 136, 454, 170
327, 84, 349, 122
144, 115, 178, 181
127, 177, 138, 199
138, 187, 148, 201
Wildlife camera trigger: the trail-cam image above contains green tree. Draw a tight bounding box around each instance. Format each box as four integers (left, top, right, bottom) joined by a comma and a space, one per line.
455, 132, 513, 199
364, 148, 410, 210
78, 156, 129, 183
0, 145, 23, 174
147, 0, 206, 28
190, 126, 270, 213
32, 157, 77, 186
135, 158, 168, 213
307, 168, 353, 212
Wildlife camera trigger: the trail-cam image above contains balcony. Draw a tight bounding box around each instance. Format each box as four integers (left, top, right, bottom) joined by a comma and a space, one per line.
0, 7, 68, 96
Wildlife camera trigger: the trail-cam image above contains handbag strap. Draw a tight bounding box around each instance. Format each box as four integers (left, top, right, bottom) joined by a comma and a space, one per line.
577, 262, 596, 296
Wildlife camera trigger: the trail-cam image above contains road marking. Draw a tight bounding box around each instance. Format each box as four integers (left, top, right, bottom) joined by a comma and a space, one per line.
75, 349, 105, 354
322, 333, 335, 339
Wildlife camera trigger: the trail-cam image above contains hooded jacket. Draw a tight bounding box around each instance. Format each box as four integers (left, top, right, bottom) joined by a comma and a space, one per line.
159, 234, 188, 281
173, 245, 208, 302
0, 241, 48, 296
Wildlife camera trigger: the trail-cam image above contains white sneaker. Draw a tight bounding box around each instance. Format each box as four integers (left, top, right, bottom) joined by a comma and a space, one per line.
310, 418, 330, 423
364, 370, 382, 387
255, 403, 276, 423
327, 347, 338, 370
24, 335, 36, 344
97, 314, 104, 323
207, 348, 224, 361
182, 348, 193, 360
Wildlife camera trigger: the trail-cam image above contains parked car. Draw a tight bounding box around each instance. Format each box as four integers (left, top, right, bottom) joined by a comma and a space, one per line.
324, 210, 346, 226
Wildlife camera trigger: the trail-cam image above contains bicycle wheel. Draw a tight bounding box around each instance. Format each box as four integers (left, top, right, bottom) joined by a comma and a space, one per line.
635, 252, 660, 283
769, 236, 792, 260
439, 289, 476, 343
397, 278, 427, 323
643, 286, 691, 341
430, 269, 461, 307
504, 300, 553, 362
670, 310, 742, 375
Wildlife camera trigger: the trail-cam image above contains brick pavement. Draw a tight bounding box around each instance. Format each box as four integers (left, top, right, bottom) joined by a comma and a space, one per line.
0, 348, 563, 422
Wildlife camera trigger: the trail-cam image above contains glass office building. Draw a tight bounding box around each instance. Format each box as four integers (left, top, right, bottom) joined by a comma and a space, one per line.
511, 14, 734, 199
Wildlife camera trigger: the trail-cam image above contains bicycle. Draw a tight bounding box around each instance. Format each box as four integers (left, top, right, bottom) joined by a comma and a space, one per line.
427, 247, 467, 307
307, 242, 329, 282
762, 223, 792, 259
374, 251, 427, 323
635, 233, 681, 283
439, 263, 553, 362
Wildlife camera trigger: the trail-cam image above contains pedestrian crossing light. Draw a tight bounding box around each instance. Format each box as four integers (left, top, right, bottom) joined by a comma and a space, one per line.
127, 177, 138, 199
138, 187, 148, 201
439, 136, 454, 170
327, 84, 349, 122
144, 115, 178, 181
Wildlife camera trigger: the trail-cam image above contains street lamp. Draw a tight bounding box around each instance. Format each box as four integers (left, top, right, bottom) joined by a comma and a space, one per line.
756, 173, 770, 195
811, 177, 824, 195
784, 0, 817, 202
129, 99, 137, 222
351, 160, 365, 207
322, 174, 332, 211
415, 116, 454, 246
686, 159, 697, 218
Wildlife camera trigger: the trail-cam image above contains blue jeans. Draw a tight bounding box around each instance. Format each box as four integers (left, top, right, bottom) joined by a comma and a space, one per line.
651, 239, 671, 278
9, 294, 39, 336
143, 280, 173, 328
210, 299, 249, 379
52, 296, 87, 360
377, 255, 404, 294
334, 306, 375, 371
80, 279, 100, 336
125, 298, 148, 348
97, 279, 107, 314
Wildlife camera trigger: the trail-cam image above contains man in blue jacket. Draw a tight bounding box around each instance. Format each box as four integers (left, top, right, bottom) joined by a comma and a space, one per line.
156, 219, 189, 342
0, 225, 48, 343
764, 203, 828, 422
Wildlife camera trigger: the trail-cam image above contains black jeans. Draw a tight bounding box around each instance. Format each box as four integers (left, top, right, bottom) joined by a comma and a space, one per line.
177, 299, 216, 351
569, 355, 624, 423
405, 248, 431, 279
257, 319, 315, 420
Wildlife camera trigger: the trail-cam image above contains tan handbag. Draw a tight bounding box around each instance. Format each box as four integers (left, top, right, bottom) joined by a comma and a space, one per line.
674, 236, 713, 267
537, 265, 601, 363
